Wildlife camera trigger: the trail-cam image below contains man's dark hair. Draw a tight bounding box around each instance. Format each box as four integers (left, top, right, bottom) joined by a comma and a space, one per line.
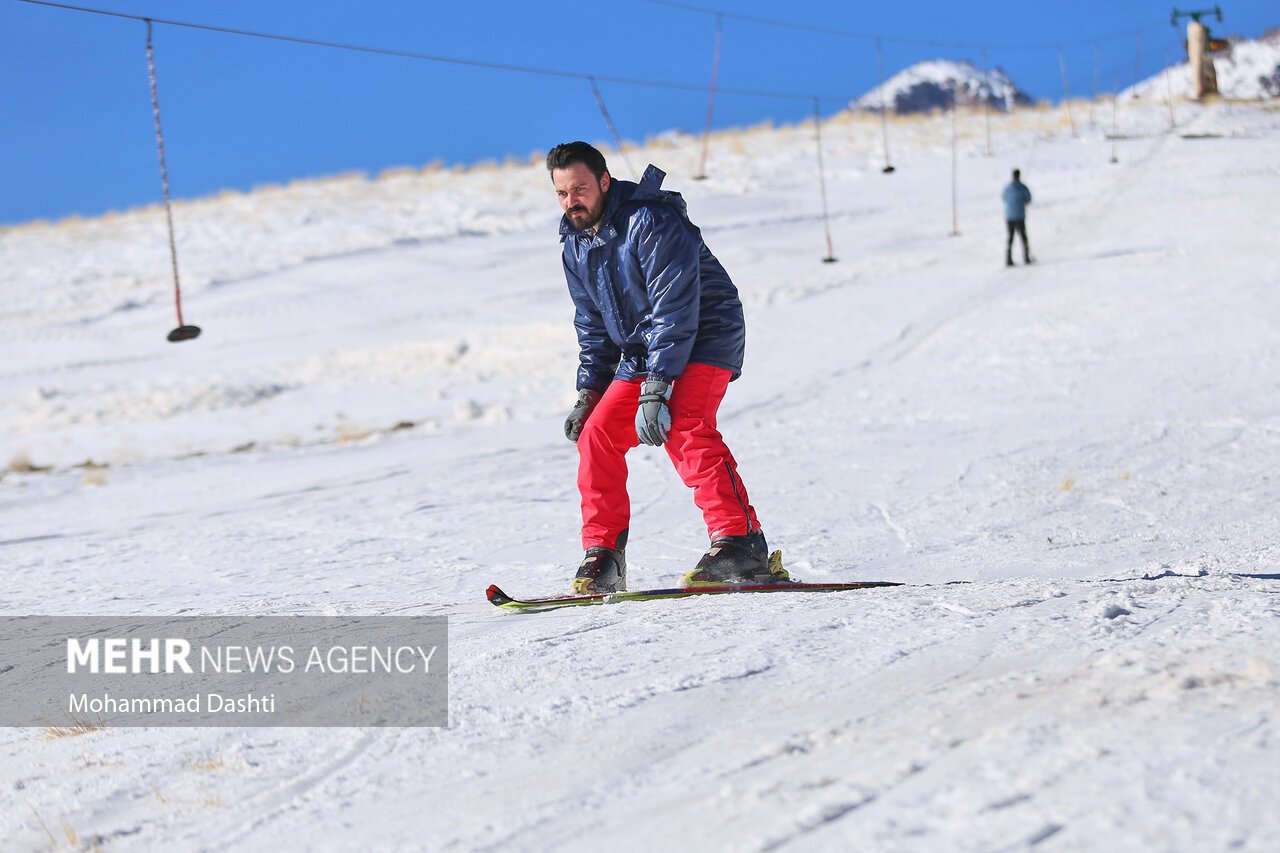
1012, 168, 1021, 180
547, 142, 609, 180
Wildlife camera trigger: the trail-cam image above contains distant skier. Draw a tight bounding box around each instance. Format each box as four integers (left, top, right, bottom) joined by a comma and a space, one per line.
547, 141, 785, 593
1002, 168, 1033, 266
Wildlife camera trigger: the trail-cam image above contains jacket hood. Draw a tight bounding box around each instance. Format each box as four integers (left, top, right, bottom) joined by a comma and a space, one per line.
625, 164, 690, 217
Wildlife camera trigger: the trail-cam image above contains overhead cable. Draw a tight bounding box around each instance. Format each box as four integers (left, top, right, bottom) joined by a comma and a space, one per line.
14, 0, 854, 102
640, 0, 1170, 52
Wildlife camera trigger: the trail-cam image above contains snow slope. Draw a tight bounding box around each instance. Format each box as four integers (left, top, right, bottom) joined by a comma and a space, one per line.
2, 93, 1280, 851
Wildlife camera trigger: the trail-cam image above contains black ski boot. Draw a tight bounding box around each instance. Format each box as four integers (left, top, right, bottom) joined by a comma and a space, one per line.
681, 530, 789, 587
571, 530, 627, 594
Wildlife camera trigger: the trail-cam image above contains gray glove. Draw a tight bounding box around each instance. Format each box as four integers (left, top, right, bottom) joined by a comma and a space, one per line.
634, 380, 672, 446
565, 388, 602, 442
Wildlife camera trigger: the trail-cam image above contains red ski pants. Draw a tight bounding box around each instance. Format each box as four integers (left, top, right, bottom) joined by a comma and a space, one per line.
577, 362, 759, 550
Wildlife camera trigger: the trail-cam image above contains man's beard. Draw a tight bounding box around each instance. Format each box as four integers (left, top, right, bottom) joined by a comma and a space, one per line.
567, 193, 606, 231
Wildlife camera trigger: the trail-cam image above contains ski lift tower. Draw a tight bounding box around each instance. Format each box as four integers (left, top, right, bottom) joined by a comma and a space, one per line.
1172, 6, 1223, 99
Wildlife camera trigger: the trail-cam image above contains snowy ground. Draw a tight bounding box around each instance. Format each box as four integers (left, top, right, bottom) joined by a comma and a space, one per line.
2, 95, 1280, 851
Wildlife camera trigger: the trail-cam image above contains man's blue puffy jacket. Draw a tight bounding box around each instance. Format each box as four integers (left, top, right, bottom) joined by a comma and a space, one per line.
560, 164, 746, 392
1002, 180, 1032, 221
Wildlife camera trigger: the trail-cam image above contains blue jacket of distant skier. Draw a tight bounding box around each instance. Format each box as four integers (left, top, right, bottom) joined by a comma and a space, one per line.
1002, 180, 1032, 221
559, 164, 746, 391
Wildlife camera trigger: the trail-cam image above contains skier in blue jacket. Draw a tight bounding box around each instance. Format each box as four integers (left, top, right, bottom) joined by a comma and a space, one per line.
547, 141, 785, 593
1002, 168, 1033, 265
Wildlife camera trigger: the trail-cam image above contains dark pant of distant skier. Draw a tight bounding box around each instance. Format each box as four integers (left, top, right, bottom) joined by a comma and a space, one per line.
576, 363, 759, 551
1006, 219, 1030, 263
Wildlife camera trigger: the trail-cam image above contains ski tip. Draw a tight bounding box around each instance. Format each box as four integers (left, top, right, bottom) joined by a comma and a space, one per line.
485, 584, 515, 607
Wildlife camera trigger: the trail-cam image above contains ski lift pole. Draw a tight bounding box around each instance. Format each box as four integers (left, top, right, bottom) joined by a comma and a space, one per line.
695, 14, 722, 180
981, 49, 993, 156
589, 78, 636, 179
1134, 31, 1142, 94
146, 20, 200, 343
1172, 6, 1224, 99
1111, 76, 1119, 163
1091, 43, 1100, 126
1058, 46, 1077, 138
876, 39, 895, 173
813, 98, 837, 263
950, 84, 959, 237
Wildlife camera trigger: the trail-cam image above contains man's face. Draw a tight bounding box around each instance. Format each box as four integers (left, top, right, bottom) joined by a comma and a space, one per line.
553, 163, 610, 231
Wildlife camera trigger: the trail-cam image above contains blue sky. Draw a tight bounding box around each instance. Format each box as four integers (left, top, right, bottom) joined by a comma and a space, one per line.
2, 0, 1275, 225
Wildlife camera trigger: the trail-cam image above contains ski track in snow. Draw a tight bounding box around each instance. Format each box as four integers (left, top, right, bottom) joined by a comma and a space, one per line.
2, 97, 1280, 851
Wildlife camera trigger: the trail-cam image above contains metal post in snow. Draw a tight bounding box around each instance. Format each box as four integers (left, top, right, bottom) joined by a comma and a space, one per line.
876, 38, 895, 173
1058, 46, 1077, 138
589, 77, 636, 178
813, 98, 837, 263
695, 14, 722, 180
1134, 32, 1142, 96
1110, 76, 1119, 163
146, 20, 200, 343
1091, 43, 1100, 126
981, 50, 993, 156
950, 84, 959, 237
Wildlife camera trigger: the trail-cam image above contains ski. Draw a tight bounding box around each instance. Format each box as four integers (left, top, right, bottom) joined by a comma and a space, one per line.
486, 579, 903, 612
